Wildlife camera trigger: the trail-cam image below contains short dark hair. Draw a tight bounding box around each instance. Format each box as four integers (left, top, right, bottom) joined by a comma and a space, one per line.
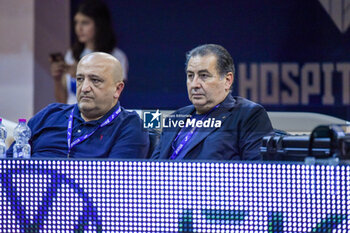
72, 0, 117, 61
185, 44, 235, 78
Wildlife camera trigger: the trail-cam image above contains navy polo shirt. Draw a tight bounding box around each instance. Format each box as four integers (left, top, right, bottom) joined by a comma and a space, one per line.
7, 102, 149, 158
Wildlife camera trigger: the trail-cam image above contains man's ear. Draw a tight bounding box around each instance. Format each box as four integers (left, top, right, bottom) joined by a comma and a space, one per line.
225, 72, 234, 91
113, 81, 125, 99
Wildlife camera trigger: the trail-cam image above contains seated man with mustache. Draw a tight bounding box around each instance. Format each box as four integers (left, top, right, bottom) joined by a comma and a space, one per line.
152, 44, 273, 160
7, 52, 149, 158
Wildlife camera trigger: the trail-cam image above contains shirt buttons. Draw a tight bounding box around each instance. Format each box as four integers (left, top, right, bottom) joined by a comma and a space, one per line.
77, 129, 81, 133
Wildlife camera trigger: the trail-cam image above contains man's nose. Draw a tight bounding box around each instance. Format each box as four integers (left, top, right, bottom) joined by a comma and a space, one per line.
81, 79, 92, 92
191, 76, 201, 88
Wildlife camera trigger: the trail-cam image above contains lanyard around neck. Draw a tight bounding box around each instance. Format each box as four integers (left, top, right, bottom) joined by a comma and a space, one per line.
170, 104, 220, 160
67, 105, 121, 156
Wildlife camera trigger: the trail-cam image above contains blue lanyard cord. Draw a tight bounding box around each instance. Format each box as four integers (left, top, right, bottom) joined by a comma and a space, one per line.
170, 104, 220, 160
67, 106, 121, 156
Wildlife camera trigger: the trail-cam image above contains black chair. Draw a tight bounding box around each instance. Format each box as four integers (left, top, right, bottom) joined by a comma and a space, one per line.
146, 128, 160, 158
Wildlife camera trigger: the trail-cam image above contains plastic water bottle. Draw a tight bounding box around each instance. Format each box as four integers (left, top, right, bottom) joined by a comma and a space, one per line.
13, 119, 31, 158
0, 118, 7, 158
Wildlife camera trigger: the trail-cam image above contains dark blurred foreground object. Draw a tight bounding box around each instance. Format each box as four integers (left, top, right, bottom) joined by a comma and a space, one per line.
261, 125, 350, 163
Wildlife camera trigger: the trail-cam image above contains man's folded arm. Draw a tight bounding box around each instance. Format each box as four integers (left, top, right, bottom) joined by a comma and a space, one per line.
109, 116, 150, 159
239, 105, 274, 160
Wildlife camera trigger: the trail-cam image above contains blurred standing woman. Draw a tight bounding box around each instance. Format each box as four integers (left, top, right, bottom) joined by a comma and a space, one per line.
50, 0, 128, 104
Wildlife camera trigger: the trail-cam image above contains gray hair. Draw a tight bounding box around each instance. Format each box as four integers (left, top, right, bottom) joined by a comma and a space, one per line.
185, 44, 235, 79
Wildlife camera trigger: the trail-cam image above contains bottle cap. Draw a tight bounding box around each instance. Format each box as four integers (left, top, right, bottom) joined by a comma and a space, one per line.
19, 119, 27, 123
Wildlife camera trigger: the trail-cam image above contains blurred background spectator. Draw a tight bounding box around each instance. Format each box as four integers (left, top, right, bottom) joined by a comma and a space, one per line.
50, 0, 128, 104
1, 0, 350, 122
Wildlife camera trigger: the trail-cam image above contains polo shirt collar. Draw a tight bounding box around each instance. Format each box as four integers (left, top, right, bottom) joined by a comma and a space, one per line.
64, 102, 121, 125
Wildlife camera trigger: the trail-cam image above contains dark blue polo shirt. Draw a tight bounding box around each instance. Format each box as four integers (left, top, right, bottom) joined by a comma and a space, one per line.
7, 103, 149, 158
